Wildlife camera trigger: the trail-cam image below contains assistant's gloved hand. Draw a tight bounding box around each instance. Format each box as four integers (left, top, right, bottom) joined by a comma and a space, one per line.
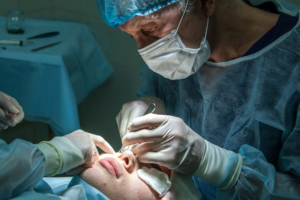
35, 130, 115, 176
0, 91, 24, 130
123, 114, 243, 190
116, 96, 166, 139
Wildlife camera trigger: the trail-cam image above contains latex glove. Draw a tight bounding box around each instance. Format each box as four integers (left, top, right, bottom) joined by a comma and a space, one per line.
162, 172, 202, 200
123, 114, 243, 190
36, 130, 115, 176
116, 96, 166, 139
123, 114, 205, 174
0, 91, 24, 129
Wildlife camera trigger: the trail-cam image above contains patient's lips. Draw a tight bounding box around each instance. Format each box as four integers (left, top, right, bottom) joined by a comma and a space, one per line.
99, 157, 122, 178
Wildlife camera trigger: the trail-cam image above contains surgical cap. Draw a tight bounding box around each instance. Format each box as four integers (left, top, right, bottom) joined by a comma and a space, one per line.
96, 0, 179, 28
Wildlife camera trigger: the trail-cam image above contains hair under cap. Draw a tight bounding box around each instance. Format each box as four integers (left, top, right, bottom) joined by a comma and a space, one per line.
96, 0, 179, 28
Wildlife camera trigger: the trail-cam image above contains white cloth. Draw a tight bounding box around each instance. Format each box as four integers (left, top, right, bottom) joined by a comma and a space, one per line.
138, 166, 172, 197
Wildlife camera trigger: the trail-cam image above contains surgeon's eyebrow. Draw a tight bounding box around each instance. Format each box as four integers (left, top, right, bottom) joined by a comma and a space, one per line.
139, 21, 159, 28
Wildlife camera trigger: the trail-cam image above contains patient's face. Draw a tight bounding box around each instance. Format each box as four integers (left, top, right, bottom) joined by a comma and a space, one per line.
80, 151, 163, 200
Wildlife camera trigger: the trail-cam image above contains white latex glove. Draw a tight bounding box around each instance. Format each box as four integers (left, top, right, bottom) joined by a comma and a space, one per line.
116, 96, 166, 139
123, 114, 205, 174
123, 114, 243, 190
0, 91, 24, 129
162, 172, 202, 200
36, 130, 116, 176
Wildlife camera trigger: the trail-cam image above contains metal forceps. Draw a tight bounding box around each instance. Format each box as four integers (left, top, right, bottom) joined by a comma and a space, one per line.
118, 103, 156, 153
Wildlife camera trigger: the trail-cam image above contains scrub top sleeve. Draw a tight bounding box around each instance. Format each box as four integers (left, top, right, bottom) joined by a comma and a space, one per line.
217, 104, 300, 199
0, 139, 45, 200
136, 62, 163, 101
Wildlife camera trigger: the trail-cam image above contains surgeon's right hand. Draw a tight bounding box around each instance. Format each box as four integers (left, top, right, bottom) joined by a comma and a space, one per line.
116, 96, 166, 139
35, 130, 115, 176
0, 91, 24, 130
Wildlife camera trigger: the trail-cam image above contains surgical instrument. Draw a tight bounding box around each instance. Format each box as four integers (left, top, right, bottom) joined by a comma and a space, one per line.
31, 41, 61, 52
27, 31, 60, 40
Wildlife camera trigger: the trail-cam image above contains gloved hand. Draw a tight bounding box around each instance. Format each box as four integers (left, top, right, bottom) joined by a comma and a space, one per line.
64, 130, 116, 175
35, 130, 116, 176
123, 114, 243, 190
123, 114, 205, 174
116, 96, 166, 138
0, 91, 24, 130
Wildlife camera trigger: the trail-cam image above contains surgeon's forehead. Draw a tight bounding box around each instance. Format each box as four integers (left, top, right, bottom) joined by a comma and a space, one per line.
119, 16, 160, 31
120, 3, 180, 31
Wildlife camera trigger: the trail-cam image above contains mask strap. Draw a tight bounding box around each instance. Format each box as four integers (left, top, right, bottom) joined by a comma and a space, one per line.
175, 0, 189, 34
202, 16, 209, 44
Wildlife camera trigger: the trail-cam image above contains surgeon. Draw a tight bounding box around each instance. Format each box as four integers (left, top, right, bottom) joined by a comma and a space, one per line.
96, 0, 300, 199
0, 91, 115, 200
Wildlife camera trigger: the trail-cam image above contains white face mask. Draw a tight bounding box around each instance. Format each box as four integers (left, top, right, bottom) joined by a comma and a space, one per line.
138, 3, 211, 80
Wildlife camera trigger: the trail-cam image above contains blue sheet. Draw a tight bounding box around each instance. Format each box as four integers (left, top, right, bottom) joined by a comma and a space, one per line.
34, 176, 109, 200
0, 17, 113, 136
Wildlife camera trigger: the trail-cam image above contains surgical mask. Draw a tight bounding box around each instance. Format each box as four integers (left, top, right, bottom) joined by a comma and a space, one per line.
138, 3, 210, 80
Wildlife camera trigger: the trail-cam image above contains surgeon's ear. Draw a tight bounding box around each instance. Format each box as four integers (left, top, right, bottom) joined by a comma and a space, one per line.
160, 191, 173, 200
200, 0, 216, 17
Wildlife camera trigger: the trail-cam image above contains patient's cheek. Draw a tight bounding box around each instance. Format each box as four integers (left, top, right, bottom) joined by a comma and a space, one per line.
80, 168, 118, 192
80, 168, 102, 186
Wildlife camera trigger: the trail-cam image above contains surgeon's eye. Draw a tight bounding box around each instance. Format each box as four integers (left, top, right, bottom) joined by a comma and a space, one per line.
144, 27, 157, 34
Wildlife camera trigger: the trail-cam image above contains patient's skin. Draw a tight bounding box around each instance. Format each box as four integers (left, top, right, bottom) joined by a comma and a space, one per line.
80, 151, 167, 200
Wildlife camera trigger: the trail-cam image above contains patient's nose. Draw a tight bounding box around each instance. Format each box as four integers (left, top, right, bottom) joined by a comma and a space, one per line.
119, 150, 136, 173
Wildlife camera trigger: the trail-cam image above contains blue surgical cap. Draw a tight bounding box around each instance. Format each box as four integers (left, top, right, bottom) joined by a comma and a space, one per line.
96, 0, 179, 28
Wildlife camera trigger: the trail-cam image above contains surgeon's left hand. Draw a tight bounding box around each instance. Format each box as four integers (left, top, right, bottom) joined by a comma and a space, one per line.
123, 114, 206, 175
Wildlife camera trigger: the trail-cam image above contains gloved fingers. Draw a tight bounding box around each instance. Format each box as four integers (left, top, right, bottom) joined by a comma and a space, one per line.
10, 105, 24, 126
66, 166, 86, 175
131, 142, 157, 155
93, 144, 100, 162
0, 108, 15, 127
128, 114, 168, 132
116, 110, 122, 133
85, 143, 97, 166
122, 128, 163, 146
0, 121, 8, 129
66, 144, 99, 175
119, 108, 131, 138
0, 92, 20, 115
126, 107, 146, 134
90, 134, 115, 154
136, 151, 167, 166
